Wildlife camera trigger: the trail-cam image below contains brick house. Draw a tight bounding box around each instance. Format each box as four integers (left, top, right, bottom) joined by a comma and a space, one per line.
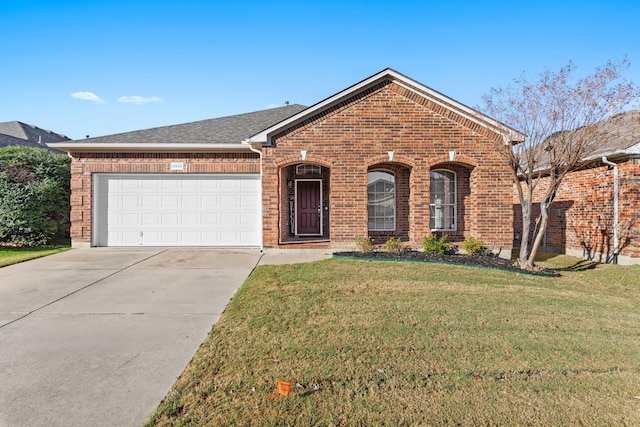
49, 69, 523, 257
513, 110, 640, 265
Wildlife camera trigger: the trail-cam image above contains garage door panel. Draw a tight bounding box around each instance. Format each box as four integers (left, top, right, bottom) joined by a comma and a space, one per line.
121, 213, 139, 225
201, 195, 219, 208
220, 194, 238, 208
181, 180, 200, 190
182, 213, 198, 225
161, 180, 178, 190
221, 213, 240, 225
161, 213, 179, 225
95, 174, 260, 247
161, 231, 179, 244
181, 231, 199, 245
142, 231, 160, 244
201, 180, 219, 190
142, 213, 160, 225
121, 180, 140, 190
181, 195, 198, 209
161, 195, 179, 208
220, 180, 239, 190
142, 195, 159, 208
142, 179, 161, 190
240, 195, 259, 209
220, 231, 241, 244
202, 213, 219, 225
120, 231, 140, 246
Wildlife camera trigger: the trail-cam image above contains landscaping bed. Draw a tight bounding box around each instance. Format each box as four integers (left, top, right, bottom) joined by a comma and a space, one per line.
333, 250, 558, 276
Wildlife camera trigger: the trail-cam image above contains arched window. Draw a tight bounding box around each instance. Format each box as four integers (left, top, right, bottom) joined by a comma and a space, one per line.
368, 170, 395, 231
430, 170, 456, 231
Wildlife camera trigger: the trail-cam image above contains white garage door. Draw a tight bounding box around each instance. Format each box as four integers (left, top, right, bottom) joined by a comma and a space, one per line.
94, 174, 261, 247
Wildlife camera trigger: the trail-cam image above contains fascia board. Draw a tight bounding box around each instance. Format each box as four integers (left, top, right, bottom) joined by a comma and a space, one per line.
46, 142, 253, 153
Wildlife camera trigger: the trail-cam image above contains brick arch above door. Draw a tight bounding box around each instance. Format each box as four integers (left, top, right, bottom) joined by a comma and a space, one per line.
273, 153, 334, 169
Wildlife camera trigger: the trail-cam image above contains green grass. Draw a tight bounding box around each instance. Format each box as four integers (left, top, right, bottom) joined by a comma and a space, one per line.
0, 245, 70, 268
146, 255, 640, 426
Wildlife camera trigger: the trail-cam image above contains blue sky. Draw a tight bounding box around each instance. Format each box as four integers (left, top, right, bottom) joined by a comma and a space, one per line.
2, 0, 639, 140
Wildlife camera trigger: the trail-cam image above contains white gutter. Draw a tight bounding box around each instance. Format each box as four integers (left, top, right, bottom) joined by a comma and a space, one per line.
46, 142, 253, 153
243, 140, 264, 251
602, 156, 619, 263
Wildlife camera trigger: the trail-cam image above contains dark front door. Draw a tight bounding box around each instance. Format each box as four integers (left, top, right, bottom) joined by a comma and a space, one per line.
296, 180, 321, 235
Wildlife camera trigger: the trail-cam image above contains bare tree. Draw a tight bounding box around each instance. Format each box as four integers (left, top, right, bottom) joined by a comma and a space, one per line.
481, 58, 639, 270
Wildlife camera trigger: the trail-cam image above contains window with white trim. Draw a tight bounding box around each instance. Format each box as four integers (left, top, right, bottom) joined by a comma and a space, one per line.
430, 170, 456, 231
368, 170, 395, 231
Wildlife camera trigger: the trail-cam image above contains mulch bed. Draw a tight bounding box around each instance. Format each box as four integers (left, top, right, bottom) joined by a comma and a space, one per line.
333, 250, 558, 277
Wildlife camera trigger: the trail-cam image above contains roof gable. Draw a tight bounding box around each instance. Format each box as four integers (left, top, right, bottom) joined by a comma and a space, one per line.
247, 68, 525, 145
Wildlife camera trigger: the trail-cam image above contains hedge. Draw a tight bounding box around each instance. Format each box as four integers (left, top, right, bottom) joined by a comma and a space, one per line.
0, 146, 70, 246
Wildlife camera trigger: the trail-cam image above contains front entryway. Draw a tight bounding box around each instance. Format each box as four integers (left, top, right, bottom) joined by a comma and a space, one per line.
296, 180, 322, 235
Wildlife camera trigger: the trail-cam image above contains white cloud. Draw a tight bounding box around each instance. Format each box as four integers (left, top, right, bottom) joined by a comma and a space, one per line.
266, 103, 280, 109
71, 91, 106, 104
117, 96, 163, 105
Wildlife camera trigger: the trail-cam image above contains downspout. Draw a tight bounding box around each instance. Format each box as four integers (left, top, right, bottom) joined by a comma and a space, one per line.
243, 140, 264, 251
601, 156, 619, 264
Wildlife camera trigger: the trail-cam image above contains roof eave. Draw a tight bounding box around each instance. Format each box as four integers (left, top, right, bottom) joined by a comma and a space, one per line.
46, 142, 254, 153
582, 148, 638, 163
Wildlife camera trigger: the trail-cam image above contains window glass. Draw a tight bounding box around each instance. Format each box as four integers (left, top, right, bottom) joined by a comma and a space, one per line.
367, 170, 395, 231
430, 170, 456, 230
296, 164, 321, 175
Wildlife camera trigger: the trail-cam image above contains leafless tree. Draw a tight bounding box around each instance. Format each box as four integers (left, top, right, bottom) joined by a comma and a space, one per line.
481, 58, 639, 270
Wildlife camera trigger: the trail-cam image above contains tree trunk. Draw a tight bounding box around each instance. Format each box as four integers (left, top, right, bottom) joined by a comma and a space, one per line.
527, 202, 550, 267
517, 201, 531, 269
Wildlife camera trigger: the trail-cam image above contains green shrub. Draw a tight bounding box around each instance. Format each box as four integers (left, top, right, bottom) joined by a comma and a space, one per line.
461, 237, 488, 256
0, 146, 70, 246
384, 237, 403, 254
423, 234, 451, 254
355, 235, 374, 253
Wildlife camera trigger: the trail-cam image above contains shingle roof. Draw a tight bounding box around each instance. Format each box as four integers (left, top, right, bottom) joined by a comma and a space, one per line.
63, 104, 308, 145
0, 121, 69, 152
582, 109, 640, 159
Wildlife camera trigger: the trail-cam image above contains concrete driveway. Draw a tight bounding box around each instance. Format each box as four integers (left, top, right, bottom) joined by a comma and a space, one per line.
0, 248, 263, 427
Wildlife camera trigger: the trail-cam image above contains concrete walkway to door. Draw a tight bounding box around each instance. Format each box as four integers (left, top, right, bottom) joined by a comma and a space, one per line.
0, 248, 264, 427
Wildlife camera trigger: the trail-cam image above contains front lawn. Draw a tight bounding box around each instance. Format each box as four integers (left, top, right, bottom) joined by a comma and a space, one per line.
0, 246, 70, 268
146, 255, 640, 426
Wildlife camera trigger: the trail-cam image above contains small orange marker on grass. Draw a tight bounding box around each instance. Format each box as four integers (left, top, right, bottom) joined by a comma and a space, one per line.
276, 380, 292, 396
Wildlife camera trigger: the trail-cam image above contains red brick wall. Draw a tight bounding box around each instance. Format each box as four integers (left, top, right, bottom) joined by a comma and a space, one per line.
69, 152, 259, 246
262, 81, 514, 252
513, 158, 640, 263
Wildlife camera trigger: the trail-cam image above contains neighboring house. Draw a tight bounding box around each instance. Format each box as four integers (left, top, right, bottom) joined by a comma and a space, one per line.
513, 110, 640, 265
0, 121, 69, 152
49, 69, 524, 256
